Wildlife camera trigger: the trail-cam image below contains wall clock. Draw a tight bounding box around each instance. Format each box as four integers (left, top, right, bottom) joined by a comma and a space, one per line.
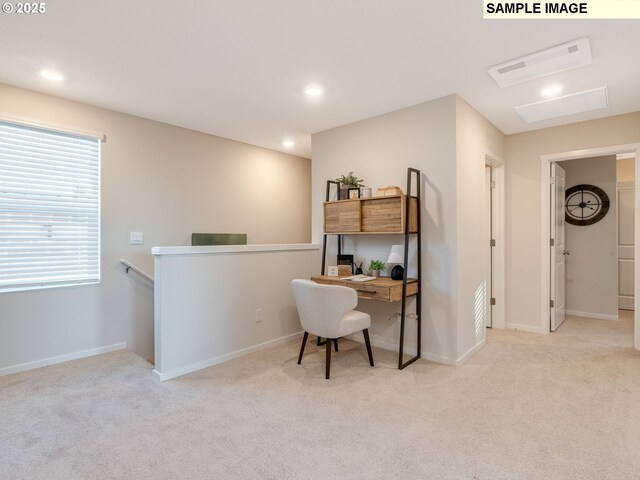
565, 184, 610, 226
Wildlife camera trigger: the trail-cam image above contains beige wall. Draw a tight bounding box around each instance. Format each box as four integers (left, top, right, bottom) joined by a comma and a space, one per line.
563, 156, 618, 318
455, 97, 505, 357
312, 95, 505, 363
505, 112, 640, 332
0, 83, 311, 372
313, 95, 458, 361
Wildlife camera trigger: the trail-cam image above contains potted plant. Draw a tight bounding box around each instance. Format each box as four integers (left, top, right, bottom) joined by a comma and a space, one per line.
336, 171, 364, 200
369, 260, 385, 278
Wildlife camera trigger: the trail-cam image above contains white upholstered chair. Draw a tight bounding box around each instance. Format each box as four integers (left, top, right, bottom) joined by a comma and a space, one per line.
291, 279, 374, 379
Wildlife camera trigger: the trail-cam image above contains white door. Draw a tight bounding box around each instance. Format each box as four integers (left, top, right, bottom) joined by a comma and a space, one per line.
551, 163, 567, 331
485, 166, 493, 327
618, 182, 635, 310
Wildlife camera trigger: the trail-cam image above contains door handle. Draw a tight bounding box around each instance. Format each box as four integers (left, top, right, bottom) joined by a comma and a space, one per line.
562, 250, 571, 255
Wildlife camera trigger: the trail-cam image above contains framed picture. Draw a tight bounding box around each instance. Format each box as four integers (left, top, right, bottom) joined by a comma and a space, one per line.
348, 188, 360, 199
326, 180, 340, 201
337, 254, 354, 266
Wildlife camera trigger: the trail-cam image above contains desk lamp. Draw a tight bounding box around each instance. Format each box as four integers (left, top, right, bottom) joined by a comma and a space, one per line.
387, 245, 405, 280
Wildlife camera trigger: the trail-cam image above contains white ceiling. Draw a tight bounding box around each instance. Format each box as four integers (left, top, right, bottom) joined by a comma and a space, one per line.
1, 1, 639, 158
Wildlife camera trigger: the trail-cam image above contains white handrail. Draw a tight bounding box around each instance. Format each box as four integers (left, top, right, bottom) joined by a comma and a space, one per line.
120, 259, 154, 283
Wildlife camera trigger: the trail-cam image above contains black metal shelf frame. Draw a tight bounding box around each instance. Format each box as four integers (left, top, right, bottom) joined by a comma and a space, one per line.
319, 168, 422, 370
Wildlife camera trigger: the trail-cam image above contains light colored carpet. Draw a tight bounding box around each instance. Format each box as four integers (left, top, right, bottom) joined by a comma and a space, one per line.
1, 312, 639, 479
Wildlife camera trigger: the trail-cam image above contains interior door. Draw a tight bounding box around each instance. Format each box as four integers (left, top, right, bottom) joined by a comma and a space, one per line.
551, 163, 567, 331
485, 166, 493, 327
618, 182, 635, 310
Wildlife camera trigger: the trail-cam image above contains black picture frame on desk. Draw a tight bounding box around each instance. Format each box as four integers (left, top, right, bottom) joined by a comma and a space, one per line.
348, 187, 360, 199
337, 254, 354, 274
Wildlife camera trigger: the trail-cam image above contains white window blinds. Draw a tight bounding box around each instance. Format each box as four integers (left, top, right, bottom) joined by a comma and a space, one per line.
0, 121, 101, 293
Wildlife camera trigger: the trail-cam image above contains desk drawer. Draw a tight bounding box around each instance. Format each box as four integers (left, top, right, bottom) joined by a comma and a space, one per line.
350, 284, 390, 301
310, 276, 418, 303
388, 281, 418, 302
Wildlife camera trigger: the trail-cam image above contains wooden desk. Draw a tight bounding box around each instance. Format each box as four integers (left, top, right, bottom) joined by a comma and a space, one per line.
310, 275, 418, 302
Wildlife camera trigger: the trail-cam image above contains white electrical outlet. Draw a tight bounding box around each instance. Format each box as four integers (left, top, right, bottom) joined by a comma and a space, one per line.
130, 232, 144, 245
255, 308, 263, 323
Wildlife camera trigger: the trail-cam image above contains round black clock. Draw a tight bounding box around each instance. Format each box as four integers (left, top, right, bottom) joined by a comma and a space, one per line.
565, 184, 610, 226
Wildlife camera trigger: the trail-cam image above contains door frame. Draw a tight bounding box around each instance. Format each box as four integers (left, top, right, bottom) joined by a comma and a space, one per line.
485, 151, 506, 329
550, 163, 567, 331
540, 142, 640, 349
617, 179, 635, 311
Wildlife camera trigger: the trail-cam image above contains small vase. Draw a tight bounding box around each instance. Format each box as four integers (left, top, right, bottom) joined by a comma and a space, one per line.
370, 269, 380, 278
339, 185, 353, 200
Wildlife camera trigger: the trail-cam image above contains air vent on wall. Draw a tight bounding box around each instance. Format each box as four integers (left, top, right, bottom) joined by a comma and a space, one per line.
515, 87, 608, 123
488, 37, 592, 88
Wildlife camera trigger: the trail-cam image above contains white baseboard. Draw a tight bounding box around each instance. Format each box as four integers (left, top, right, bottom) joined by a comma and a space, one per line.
347, 333, 485, 366
152, 331, 304, 382
455, 338, 486, 365
505, 322, 544, 334
566, 310, 619, 321
0, 342, 128, 377
421, 338, 486, 366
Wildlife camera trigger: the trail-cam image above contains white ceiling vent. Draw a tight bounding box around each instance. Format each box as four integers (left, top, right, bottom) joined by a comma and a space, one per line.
488, 37, 592, 88
515, 87, 608, 123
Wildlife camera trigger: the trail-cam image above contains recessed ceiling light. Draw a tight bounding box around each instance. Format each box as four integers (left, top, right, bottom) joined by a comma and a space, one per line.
304, 85, 323, 97
282, 139, 295, 148
541, 85, 563, 97
40, 70, 64, 82
515, 86, 608, 123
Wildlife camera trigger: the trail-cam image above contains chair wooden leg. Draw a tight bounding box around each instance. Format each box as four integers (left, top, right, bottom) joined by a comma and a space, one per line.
363, 329, 374, 367
298, 331, 309, 365
325, 338, 332, 379
318, 337, 339, 351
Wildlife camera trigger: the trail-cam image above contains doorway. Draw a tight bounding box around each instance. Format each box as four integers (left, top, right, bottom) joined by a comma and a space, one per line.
617, 154, 635, 311
551, 156, 622, 330
485, 152, 505, 329
540, 143, 640, 349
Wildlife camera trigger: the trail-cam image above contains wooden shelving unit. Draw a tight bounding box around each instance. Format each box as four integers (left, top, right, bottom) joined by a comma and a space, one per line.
320, 168, 422, 370
323, 194, 418, 234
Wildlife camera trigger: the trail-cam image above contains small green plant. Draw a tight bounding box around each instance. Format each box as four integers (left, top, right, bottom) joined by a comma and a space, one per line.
335, 171, 364, 187
369, 260, 385, 271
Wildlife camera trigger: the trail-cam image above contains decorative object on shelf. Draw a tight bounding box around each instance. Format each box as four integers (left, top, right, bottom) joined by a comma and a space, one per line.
337, 254, 354, 274
326, 181, 341, 201
354, 262, 364, 275
327, 266, 339, 276
565, 184, 610, 226
338, 265, 352, 276
360, 187, 372, 198
387, 245, 405, 280
335, 171, 364, 200
369, 260, 385, 278
348, 188, 360, 199
376, 185, 404, 197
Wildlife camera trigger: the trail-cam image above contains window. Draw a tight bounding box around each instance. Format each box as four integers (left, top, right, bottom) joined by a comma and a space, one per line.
0, 121, 101, 293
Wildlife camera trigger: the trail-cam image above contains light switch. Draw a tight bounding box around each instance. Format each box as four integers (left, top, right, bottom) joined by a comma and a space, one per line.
130, 231, 144, 245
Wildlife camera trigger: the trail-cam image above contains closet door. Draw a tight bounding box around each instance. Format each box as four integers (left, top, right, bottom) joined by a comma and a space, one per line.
618, 183, 635, 310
